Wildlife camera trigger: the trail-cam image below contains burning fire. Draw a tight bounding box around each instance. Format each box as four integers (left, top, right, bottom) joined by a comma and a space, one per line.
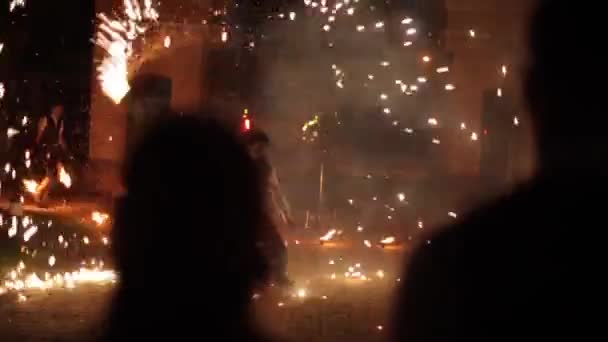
58, 164, 72, 188
92, 211, 110, 226
22, 179, 40, 194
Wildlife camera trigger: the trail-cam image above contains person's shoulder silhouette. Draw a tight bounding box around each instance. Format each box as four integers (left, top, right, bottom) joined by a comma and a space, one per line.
105, 114, 275, 341
391, 1, 600, 341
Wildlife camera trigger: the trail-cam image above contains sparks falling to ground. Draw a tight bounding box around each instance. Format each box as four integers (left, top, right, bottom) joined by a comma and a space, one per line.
95, 0, 159, 103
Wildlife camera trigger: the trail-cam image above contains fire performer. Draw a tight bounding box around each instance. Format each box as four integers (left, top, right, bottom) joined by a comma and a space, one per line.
245, 130, 294, 287
32, 102, 69, 203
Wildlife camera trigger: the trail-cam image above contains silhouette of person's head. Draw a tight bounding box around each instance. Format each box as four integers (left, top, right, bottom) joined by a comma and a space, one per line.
108, 115, 269, 339
244, 129, 270, 161
525, 0, 605, 174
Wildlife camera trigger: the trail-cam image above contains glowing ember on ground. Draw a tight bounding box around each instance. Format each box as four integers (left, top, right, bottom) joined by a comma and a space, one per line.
380, 236, 396, 245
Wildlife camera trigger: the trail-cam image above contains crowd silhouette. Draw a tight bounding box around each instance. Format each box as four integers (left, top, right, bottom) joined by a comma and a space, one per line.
391, 0, 597, 340
105, 1, 595, 340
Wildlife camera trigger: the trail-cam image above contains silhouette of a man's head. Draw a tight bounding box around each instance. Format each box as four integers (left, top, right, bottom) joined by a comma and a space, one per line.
114, 115, 268, 305
525, 0, 605, 171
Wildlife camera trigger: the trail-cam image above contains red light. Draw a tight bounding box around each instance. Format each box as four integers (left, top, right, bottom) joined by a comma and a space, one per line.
483, 129, 488, 135
244, 118, 251, 131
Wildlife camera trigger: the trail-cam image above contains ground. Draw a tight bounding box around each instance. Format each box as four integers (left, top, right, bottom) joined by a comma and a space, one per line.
0, 222, 409, 341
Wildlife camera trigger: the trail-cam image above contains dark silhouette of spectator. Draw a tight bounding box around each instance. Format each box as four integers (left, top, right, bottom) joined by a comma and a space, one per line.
392, 1, 599, 341
105, 115, 274, 341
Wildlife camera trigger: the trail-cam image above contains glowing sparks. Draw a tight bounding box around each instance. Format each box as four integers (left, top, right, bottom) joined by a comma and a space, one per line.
445, 84, 456, 91
347, 7, 355, 15
83, 236, 90, 245
48, 255, 56, 267
417, 77, 427, 83
448, 211, 458, 218
92, 211, 110, 226
460, 122, 467, 130
297, 288, 307, 298
364, 240, 372, 248
406, 28, 417, 35
320, 229, 337, 242
58, 165, 72, 188
432, 138, 441, 145
302, 115, 320, 132
0, 83, 4, 99
23, 225, 38, 242
497, 88, 503, 97
501, 65, 508, 77
380, 236, 396, 245
436, 66, 450, 73
9, 0, 25, 12
469, 29, 476, 38
356, 25, 365, 32
427, 118, 438, 126
471, 132, 479, 141
401, 17, 413, 24
95, 30, 131, 104
375, 21, 384, 29
376, 270, 385, 279
96, 0, 159, 103
379, 93, 388, 100
323, 24, 331, 32
422, 55, 431, 63
23, 179, 40, 194
163, 36, 171, 48
397, 193, 406, 202
403, 41, 413, 47
289, 12, 296, 20
221, 30, 229, 42
514, 116, 520, 126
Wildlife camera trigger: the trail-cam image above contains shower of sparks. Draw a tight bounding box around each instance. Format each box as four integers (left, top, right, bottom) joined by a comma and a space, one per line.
9, 0, 25, 12
95, 0, 160, 104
